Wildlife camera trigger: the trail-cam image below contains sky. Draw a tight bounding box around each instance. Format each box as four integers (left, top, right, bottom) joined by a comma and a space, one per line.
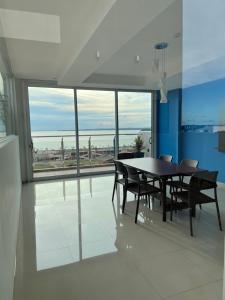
28, 87, 151, 131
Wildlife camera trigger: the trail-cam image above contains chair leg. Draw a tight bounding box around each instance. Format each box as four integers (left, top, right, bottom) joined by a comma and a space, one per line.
192, 205, 196, 218
199, 204, 202, 210
122, 187, 127, 213
112, 177, 117, 202
189, 207, 194, 236
169, 182, 172, 194
170, 193, 173, 221
174, 187, 178, 213
159, 180, 162, 206
145, 195, 148, 204
214, 188, 222, 231
135, 194, 140, 224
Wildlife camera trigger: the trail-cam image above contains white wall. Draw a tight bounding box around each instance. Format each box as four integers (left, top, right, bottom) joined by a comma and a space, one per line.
0, 136, 21, 300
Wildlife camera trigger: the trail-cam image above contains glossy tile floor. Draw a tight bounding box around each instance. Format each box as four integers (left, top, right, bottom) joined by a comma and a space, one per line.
14, 175, 224, 300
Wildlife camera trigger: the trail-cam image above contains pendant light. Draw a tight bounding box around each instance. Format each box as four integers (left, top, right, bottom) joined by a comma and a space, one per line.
153, 42, 168, 103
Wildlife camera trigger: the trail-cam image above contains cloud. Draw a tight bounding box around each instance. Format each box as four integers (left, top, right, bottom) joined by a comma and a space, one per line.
28, 87, 152, 130
30, 99, 74, 112
30, 113, 75, 121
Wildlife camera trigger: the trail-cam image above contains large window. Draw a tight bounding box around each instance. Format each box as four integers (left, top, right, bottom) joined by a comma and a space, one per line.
28, 87, 152, 178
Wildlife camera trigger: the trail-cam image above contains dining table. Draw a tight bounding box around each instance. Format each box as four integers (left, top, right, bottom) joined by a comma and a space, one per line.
118, 157, 204, 222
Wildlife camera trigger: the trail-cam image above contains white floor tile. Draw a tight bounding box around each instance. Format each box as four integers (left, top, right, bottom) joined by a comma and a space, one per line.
14, 175, 224, 300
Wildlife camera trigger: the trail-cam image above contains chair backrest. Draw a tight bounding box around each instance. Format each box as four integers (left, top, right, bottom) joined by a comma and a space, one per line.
114, 161, 127, 177
125, 166, 140, 184
180, 159, 199, 168
118, 152, 134, 159
190, 171, 218, 191
159, 155, 173, 162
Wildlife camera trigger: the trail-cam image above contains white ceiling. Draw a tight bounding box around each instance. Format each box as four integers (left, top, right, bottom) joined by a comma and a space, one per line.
0, 0, 182, 90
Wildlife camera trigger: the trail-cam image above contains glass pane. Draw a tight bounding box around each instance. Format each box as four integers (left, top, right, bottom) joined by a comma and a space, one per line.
118, 91, 152, 157
77, 89, 115, 173
0, 73, 8, 138
28, 87, 77, 178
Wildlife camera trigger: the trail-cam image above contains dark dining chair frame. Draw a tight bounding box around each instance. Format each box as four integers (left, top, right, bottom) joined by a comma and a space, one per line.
112, 160, 128, 204
125, 165, 161, 223
144, 155, 173, 185
170, 171, 222, 236
167, 159, 199, 194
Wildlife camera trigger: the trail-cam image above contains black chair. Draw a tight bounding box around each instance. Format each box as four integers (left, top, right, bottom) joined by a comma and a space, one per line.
170, 171, 222, 236
159, 155, 173, 162
124, 166, 161, 223
118, 152, 134, 159
144, 155, 173, 186
167, 159, 199, 193
112, 160, 128, 204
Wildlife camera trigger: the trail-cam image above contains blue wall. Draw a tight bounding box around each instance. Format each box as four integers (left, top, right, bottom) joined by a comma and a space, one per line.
157, 80, 225, 182
157, 89, 181, 163
181, 78, 225, 182
181, 132, 225, 179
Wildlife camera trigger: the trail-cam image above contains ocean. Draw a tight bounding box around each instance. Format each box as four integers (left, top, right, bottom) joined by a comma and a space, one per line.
32, 129, 145, 150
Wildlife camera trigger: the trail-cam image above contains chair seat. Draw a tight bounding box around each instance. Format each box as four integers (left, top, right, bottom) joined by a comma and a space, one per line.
117, 178, 135, 186
144, 173, 159, 180
168, 176, 217, 191
167, 180, 190, 189
142, 173, 161, 184
172, 190, 215, 204
127, 182, 161, 196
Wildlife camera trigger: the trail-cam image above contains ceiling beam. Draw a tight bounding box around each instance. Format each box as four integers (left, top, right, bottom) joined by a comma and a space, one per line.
58, 0, 176, 86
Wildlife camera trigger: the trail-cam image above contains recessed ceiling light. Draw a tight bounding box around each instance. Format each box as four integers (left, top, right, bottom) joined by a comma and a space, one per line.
174, 32, 181, 39
135, 55, 140, 63
96, 50, 100, 60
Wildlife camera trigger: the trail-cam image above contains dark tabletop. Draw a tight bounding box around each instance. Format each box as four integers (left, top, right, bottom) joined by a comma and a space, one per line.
118, 157, 204, 178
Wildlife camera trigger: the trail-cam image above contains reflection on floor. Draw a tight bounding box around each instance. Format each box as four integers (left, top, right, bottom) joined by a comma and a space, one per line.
33, 166, 114, 178
35, 177, 117, 270
14, 175, 224, 300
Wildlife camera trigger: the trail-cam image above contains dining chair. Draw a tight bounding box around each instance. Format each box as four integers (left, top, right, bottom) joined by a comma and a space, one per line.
144, 155, 173, 196
159, 155, 173, 162
118, 152, 134, 159
170, 171, 222, 236
144, 155, 173, 184
112, 160, 128, 203
167, 159, 199, 193
125, 166, 161, 223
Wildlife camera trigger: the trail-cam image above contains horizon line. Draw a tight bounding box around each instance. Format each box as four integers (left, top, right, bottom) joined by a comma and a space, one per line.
31, 128, 151, 131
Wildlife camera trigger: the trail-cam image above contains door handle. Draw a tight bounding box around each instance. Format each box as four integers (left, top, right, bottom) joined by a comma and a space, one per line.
29, 141, 33, 150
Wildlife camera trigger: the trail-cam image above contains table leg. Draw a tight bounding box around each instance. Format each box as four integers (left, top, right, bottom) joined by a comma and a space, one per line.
162, 178, 167, 222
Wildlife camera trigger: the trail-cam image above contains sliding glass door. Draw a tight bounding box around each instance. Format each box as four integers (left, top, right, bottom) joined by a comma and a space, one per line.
28, 87, 77, 179
77, 89, 115, 174
118, 91, 152, 157
27, 86, 152, 179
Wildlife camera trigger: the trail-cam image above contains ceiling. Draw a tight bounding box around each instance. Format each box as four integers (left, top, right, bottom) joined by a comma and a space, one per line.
0, 0, 183, 90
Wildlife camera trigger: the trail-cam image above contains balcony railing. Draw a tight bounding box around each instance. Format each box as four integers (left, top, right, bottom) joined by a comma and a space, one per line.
32, 133, 151, 173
